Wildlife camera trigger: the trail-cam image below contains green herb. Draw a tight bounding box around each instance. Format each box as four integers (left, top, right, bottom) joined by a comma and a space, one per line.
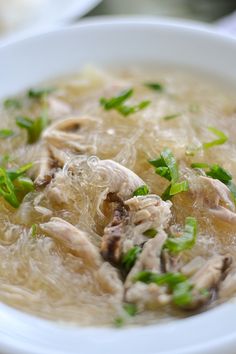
161, 184, 172, 201
206, 164, 232, 183
4, 98, 21, 109
7, 162, 33, 181
169, 181, 189, 196
191, 162, 236, 203
134, 270, 193, 308
100, 88, 150, 116
28, 87, 54, 99
122, 246, 141, 272
190, 162, 210, 169
150, 148, 179, 183
30, 224, 37, 238
173, 281, 193, 307
114, 317, 125, 328
123, 303, 137, 317
117, 100, 150, 116
143, 228, 157, 238
16, 114, 47, 144
144, 82, 164, 92
133, 271, 186, 287
0, 163, 34, 208
203, 127, 228, 149
0, 129, 14, 138
100, 89, 133, 109
0, 155, 11, 168
149, 148, 189, 199
163, 113, 181, 121
165, 217, 197, 253
0, 168, 20, 208
133, 185, 149, 196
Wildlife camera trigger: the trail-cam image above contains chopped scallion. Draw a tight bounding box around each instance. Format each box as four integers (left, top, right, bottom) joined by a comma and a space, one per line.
165, 217, 197, 253
144, 82, 164, 92
133, 185, 149, 196
123, 303, 137, 317
143, 229, 157, 238
16, 114, 48, 144
122, 246, 141, 272
203, 127, 228, 149
28, 87, 54, 99
0, 129, 14, 138
4, 98, 21, 109
163, 113, 181, 121
100, 88, 150, 116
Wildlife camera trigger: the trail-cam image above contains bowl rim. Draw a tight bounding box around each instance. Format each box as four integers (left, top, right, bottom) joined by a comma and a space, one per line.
0, 16, 236, 354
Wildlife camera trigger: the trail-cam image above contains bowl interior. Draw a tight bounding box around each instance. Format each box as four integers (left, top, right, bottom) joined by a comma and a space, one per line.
0, 18, 236, 354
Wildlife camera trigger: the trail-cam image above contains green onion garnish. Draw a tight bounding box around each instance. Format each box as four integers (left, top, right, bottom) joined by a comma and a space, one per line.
144, 82, 164, 92
149, 148, 189, 199
16, 114, 48, 144
133, 270, 193, 308
163, 113, 181, 121
203, 127, 228, 149
143, 229, 157, 238
133, 185, 149, 196
100, 88, 150, 116
28, 87, 54, 99
122, 246, 142, 272
0, 163, 34, 208
0, 129, 14, 138
123, 303, 138, 317
165, 217, 197, 253
4, 98, 21, 109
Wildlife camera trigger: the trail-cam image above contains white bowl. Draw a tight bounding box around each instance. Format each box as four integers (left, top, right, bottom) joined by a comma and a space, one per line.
0, 17, 236, 354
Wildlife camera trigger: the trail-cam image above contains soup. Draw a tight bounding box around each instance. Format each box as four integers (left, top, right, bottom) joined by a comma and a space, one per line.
0, 66, 236, 326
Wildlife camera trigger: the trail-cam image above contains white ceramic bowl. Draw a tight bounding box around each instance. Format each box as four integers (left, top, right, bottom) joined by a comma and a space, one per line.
0, 18, 236, 354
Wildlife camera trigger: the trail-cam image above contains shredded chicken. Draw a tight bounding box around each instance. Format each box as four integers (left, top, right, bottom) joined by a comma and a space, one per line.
40, 217, 123, 298
183, 254, 233, 310
124, 230, 170, 309
219, 269, 236, 299
193, 176, 236, 223
101, 194, 172, 264
40, 217, 102, 268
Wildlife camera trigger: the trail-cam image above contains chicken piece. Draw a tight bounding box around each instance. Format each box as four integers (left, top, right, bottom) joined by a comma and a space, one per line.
181, 256, 206, 277
162, 250, 182, 273
219, 269, 236, 299
193, 176, 236, 223
92, 159, 145, 201
40, 217, 123, 298
40, 217, 102, 268
125, 230, 167, 287
42, 116, 98, 155
101, 194, 172, 264
184, 254, 233, 310
124, 195, 172, 246
124, 230, 170, 308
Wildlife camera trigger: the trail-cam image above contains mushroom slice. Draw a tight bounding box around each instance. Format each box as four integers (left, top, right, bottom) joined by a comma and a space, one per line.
101, 201, 129, 264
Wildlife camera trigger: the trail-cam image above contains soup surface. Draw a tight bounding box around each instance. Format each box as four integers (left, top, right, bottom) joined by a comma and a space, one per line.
0, 66, 236, 326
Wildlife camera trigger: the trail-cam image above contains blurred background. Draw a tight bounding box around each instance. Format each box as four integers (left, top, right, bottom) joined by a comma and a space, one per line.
0, 0, 236, 39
